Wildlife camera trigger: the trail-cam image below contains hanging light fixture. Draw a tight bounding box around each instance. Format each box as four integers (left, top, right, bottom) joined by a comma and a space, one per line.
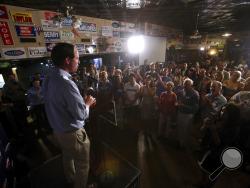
190, 13, 202, 39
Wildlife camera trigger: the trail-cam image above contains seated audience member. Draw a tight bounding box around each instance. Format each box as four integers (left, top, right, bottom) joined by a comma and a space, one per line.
158, 81, 177, 138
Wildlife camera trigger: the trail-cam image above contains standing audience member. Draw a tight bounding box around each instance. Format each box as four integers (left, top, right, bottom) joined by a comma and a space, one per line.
2, 73, 27, 133
97, 71, 113, 112
139, 76, 156, 133
177, 78, 199, 149
223, 70, 244, 99
43, 43, 96, 188
123, 73, 141, 123
158, 81, 177, 138
27, 79, 46, 131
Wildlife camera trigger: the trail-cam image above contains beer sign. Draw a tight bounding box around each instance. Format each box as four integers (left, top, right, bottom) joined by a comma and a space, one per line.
11, 11, 33, 24
2, 48, 26, 59
44, 31, 60, 41
28, 47, 47, 58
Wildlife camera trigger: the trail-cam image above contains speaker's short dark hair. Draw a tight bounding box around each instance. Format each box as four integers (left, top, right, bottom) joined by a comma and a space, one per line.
51, 43, 75, 66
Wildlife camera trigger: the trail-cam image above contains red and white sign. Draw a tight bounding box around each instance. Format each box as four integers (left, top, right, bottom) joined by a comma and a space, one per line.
44, 11, 58, 20
0, 21, 14, 45
0, 6, 9, 19
15, 26, 36, 37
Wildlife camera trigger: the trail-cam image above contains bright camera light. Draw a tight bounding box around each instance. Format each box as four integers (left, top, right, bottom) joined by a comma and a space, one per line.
87, 46, 94, 54
209, 49, 217, 56
222, 33, 232, 37
200, 47, 205, 51
127, 35, 145, 54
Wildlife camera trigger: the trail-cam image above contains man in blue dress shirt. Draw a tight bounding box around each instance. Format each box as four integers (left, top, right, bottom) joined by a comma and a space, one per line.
43, 43, 96, 188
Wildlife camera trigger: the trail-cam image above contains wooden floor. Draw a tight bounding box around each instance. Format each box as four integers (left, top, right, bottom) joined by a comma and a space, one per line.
23, 116, 250, 188
97, 116, 250, 188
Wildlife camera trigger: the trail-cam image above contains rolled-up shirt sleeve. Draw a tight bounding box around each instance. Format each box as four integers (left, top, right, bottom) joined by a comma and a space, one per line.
63, 80, 89, 122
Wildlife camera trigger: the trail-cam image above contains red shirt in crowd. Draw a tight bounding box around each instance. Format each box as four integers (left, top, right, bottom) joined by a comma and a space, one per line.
158, 91, 177, 116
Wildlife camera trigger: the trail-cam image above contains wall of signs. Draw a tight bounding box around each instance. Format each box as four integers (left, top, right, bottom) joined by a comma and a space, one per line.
0, 4, 180, 60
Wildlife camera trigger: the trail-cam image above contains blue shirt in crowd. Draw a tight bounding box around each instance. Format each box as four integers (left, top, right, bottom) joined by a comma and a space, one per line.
42, 68, 89, 133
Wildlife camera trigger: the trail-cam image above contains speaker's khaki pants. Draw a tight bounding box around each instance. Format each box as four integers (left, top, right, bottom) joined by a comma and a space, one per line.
55, 128, 90, 188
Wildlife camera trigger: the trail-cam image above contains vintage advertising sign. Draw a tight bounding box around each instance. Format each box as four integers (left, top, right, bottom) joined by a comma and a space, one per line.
44, 31, 60, 41
11, 11, 33, 24
113, 31, 120, 37
75, 44, 85, 55
126, 23, 136, 32
61, 18, 73, 27
101, 26, 113, 37
45, 43, 57, 52
120, 22, 127, 31
60, 31, 74, 40
41, 19, 59, 31
44, 11, 58, 20
15, 26, 36, 37
112, 21, 120, 29
28, 47, 47, 58
79, 22, 97, 32
0, 6, 9, 19
2, 48, 26, 59
0, 21, 14, 45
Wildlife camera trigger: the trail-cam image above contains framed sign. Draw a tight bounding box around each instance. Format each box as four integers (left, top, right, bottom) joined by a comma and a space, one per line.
101, 26, 113, 37
11, 11, 33, 24
60, 31, 74, 40
2, 48, 26, 59
15, 25, 36, 37
41, 19, 59, 31
0, 21, 14, 45
44, 31, 60, 41
79, 22, 97, 32
28, 47, 47, 58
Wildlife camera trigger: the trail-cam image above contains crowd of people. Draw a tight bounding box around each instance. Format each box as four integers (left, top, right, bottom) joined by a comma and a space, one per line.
1, 46, 250, 187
